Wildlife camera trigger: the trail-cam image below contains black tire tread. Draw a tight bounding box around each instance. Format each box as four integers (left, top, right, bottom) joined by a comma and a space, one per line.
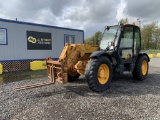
85, 56, 112, 92
132, 55, 149, 81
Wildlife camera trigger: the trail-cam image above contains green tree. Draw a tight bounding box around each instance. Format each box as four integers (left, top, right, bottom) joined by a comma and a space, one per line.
84, 31, 102, 45
153, 26, 160, 49
141, 22, 160, 50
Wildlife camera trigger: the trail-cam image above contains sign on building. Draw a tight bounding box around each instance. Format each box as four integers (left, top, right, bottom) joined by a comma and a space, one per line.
27, 31, 52, 50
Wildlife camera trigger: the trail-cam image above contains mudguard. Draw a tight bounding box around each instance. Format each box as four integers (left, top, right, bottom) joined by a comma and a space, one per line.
90, 50, 112, 58
139, 51, 150, 62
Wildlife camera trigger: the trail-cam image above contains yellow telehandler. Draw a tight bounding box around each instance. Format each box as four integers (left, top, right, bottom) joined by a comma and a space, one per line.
16, 23, 150, 92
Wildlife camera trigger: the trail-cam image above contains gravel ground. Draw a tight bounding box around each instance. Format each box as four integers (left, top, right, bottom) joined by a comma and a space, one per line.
0, 58, 160, 120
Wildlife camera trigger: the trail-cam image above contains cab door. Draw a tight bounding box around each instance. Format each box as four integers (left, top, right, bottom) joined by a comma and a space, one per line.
119, 26, 134, 62
133, 27, 141, 60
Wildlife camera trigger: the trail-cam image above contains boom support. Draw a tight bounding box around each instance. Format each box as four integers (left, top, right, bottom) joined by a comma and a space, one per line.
46, 43, 99, 83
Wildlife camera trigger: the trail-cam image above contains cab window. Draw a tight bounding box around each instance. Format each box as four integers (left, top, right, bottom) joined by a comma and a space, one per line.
120, 27, 133, 48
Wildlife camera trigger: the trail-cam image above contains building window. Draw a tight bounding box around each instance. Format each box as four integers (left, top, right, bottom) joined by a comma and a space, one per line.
0, 28, 7, 45
64, 34, 75, 45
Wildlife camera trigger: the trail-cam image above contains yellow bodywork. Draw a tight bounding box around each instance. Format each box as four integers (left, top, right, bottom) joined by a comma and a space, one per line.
46, 43, 99, 83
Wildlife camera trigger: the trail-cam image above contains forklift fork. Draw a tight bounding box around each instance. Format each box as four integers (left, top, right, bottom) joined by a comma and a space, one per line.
15, 65, 56, 90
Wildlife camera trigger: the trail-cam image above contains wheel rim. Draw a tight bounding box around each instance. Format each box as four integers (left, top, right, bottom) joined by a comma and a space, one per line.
142, 60, 148, 75
97, 64, 109, 85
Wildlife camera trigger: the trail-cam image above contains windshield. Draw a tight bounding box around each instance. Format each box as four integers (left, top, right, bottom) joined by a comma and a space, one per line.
100, 26, 120, 50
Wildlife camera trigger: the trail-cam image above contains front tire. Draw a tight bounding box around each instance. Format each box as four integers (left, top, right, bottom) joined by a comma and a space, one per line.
85, 56, 112, 92
132, 55, 149, 81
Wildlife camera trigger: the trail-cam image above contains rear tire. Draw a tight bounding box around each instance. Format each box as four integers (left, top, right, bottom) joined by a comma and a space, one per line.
85, 56, 112, 92
132, 55, 149, 81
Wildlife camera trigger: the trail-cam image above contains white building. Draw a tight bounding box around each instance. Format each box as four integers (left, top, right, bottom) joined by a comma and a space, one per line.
0, 18, 84, 72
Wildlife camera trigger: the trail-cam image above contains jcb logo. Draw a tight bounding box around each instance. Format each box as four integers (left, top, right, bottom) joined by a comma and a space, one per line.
28, 36, 36, 43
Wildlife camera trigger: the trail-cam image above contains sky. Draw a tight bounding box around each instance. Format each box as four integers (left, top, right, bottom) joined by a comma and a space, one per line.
0, 0, 159, 38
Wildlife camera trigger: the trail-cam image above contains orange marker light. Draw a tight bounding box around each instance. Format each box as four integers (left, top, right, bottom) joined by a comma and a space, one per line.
111, 41, 115, 46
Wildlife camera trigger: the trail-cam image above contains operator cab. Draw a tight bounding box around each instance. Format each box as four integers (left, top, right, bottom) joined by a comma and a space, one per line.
100, 24, 141, 62
99, 23, 142, 74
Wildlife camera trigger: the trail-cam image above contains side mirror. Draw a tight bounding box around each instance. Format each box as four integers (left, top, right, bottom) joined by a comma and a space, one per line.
108, 41, 115, 50
107, 26, 110, 30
